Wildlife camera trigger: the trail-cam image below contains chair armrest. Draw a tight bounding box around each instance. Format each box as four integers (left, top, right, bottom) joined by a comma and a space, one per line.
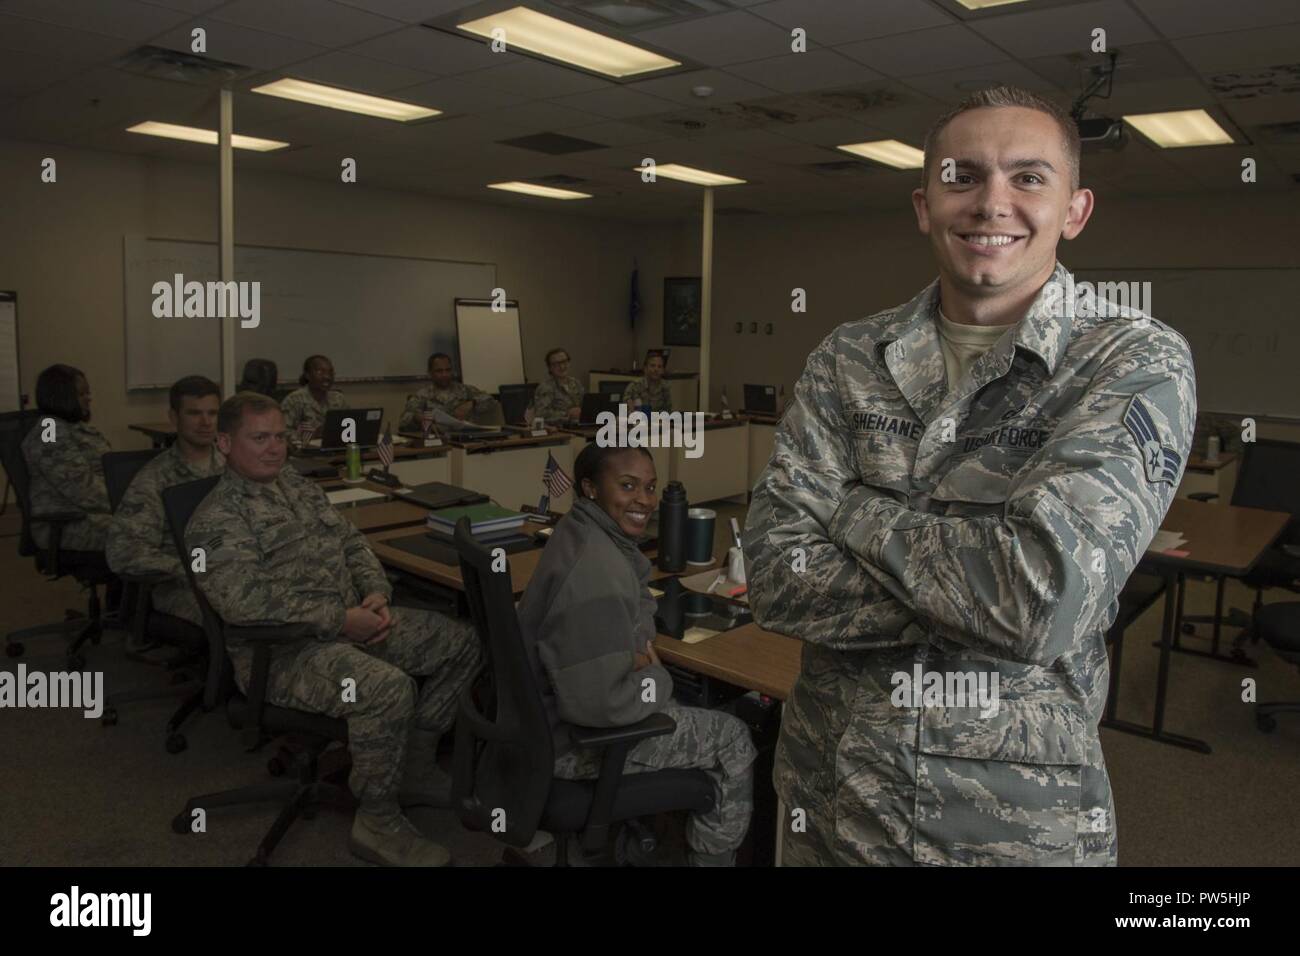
570, 712, 676, 749
226, 623, 318, 644
1281, 545, 1300, 561
32, 509, 86, 524
117, 571, 173, 586
574, 713, 678, 853
1187, 492, 1219, 502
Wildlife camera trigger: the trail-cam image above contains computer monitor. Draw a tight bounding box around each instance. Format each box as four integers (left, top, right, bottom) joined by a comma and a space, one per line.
579, 392, 619, 425
743, 384, 778, 415
318, 408, 383, 450
498, 383, 539, 425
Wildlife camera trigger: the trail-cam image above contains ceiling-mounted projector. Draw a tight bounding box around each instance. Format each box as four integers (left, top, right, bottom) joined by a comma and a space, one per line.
1077, 116, 1128, 150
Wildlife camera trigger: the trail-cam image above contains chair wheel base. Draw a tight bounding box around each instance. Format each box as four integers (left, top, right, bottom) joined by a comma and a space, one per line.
1256, 714, 1278, 733
165, 733, 187, 754
171, 813, 191, 835
6, 643, 23, 658
101, 708, 118, 727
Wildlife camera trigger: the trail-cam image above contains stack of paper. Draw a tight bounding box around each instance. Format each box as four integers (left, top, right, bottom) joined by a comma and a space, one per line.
1146, 530, 1187, 553
327, 488, 386, 506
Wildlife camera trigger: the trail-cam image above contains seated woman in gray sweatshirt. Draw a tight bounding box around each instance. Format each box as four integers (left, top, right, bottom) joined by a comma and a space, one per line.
516, 443, 757, 865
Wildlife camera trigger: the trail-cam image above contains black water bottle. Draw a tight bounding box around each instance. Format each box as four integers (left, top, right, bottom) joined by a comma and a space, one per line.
657, 481, 688, 572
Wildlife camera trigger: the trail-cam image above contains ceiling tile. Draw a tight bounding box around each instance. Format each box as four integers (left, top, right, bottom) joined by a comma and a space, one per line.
211, 0, 403, 47
484, 100, 607, 133
0, 14, 137, 62
836, 24, 1009, 77
636, 10, 793, 67
391, 74, 527, 113
549, 85, 679, 119
1173, 23, 1300, 74
563, 120, 662, 146
969, 0, 1158, 60
1022, 42, 1190, 93
748, 0, 952, 44
347, 25, 510, 74
331, 0, 473, 23
283, 50, 437, 92
724, 49, 878, 94
0, 50, 84, 97
1137, 0, 1300, 40
626, 68, 775, 106
150, 20, 329, 71
469, 58, 614, 98
902, 61, 1064, 105
0, 0, 191, 41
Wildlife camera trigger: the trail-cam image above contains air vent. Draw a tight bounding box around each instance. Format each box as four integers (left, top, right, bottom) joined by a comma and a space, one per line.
1255, 121, 1300, 143
553, 0, 738, 30
499, 132, 608, 154
115, 45, 256, 86
806, 160, 877, 177
1208, 63, 1300, 99
805, 85, 909, 114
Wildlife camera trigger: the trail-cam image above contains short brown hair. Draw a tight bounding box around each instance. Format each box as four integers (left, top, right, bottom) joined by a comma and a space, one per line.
169, 375, 221, 413
217, 392, 281, 435
921, 86, 1081, 191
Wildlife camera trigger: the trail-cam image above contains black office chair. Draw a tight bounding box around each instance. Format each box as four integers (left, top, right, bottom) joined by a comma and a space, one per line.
1, 413, 117, 668
449, 516, 715, 866
161, 477, 352, 866
1182, 439, 1300, 657
1251, 603, 1300, 732
99, 450, 208, 751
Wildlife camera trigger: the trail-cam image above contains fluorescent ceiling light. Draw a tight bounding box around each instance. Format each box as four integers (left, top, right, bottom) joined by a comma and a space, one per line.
457, 6, 679, 79
1123, 109, 1233, 148
634, 163, 745, 186
837, 139, 925, 169
953, 0, 1033, 9
126, 121, 288, 151
488, 181, 592, 199
250, 78, 440, 122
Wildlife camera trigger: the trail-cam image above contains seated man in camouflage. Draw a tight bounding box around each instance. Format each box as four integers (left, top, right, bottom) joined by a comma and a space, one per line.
621, 350, 672, 412
187, 392, 482, 867
399, 352, 500, 429
524, 347, 583, 425
107, 375, 223, 635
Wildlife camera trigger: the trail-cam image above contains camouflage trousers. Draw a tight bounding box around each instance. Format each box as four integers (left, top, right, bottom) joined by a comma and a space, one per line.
553, 702, 758, 855
229, 608, 481, 812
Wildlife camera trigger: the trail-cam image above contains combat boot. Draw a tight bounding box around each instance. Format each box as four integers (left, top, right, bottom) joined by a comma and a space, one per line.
349, 808, 451, 867
398, 727, 453, 809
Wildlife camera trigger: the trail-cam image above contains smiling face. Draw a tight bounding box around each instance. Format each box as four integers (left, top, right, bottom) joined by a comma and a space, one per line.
644, 354, 665, 383
912, 106, 1093, 321
547, 351, 570, 381
217, 407, 288, 484
306, 357, 334, 394
582, 448, 657, 538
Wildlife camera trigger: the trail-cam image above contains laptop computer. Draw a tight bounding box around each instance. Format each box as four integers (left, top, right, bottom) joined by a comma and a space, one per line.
396, 481, 489, 510
498, 383, 539, 425
743, 384, 778, 415
317, 408, 383, 451
578, 392, 620, 426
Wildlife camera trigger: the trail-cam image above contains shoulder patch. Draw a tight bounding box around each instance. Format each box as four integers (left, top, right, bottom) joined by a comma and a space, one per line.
1124, 395, 1181, 485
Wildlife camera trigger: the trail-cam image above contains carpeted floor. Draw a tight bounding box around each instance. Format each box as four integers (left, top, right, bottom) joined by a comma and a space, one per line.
2, 505, 1298, 867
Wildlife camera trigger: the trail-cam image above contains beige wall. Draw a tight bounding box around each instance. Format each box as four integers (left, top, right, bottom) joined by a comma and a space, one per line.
0, 138, 677, 448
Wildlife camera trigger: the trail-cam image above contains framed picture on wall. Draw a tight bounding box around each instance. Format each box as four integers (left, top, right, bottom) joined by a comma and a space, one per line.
663, 277, 701, 347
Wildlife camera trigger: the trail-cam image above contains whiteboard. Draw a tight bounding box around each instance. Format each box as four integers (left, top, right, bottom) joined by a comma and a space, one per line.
0, 293, 18, 414
1075, 267, 1300, 421
455, 299, 524, 394
123, 238, 496, 389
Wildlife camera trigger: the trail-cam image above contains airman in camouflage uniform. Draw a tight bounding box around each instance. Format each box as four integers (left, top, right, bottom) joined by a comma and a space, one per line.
21, 417, 113, 551
187, 394, 481, 865
526, 375, 584, 424
107, 442, 223, 625
745, 261, 1196, 865
280, 385, 347, 436
399, 381, 494, 429
621, 378, 672, 412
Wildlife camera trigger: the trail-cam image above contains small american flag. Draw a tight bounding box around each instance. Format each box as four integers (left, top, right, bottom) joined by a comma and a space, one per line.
376, 424, 394, 471
297, 419, 315, 445
542, 452, 572, 498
